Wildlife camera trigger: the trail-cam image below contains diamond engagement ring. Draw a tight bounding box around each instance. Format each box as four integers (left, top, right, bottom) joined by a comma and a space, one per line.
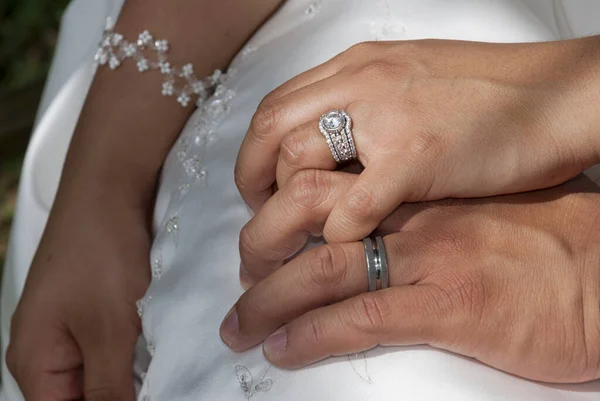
319, 109, 357, 163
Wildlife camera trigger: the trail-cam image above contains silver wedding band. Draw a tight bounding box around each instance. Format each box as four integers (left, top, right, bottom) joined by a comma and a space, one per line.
319, 109, 357, 163
362, 236, 389, 292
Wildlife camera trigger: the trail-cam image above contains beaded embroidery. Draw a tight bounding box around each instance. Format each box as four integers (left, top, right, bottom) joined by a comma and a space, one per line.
94, 18, 223, 107
152, 251, 163, 280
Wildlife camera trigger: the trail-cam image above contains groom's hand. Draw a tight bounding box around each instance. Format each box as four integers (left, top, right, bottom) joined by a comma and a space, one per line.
226, 174, 600, 383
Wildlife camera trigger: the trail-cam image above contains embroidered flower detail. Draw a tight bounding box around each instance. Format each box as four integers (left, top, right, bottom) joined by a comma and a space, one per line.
147, 340, 156, 356
369, 21, 406, 41
178, 183, 191, 198
235, 365, 273, 400
165, 215, 180, 246
152, 251, 163, 279
305, 0, 322, 17
136, 298, 146, 318
241, 45, 257, 58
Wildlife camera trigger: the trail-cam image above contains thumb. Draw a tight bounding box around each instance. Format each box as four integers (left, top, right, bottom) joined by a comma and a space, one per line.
78, 319, 139, 401
323, 160, 429, 243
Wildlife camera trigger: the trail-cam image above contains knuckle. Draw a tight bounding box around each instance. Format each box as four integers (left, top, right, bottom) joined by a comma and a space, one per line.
250, 104, 283, 141
239, 224, 261, 262
406, 131, 446, 163
259, 89, 280, 109
287, 169, 328, 210
430, 270, 486, 323
234, 161, 249, 192
430, 228, 471, 258
303, 245, 348, 294
347, 41, 373, 56
355, 60, 399, 81
5, 343, 19, 377
344, 187, 377, 223
349, 293, 390, 334
236, 292, 264, 323
85, 386, 128, 401
303, 313, 327, 347
280, 130, 308, 168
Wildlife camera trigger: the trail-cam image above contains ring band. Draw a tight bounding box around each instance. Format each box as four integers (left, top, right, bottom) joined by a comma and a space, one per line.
319, 109, 357, 163
362, 236, 389, 291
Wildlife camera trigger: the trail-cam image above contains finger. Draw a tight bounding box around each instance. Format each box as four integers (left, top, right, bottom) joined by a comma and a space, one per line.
239, 170, 356, 284
377, 201, 448, 235
263, 284, 445, 369
276, 121, 338, 188
223, 235, 432, 352
235, 73, 355, 212
78, 317, 138, 401
260, 54, 344, 108
19, 371, 83, 401
323, 156, 433, 242
8, 323, 84, 401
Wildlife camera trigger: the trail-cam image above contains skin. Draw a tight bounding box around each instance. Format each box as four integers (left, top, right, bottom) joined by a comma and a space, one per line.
9, 5, 600, 398
6, 1, 282, 400
222, 173, 600, 383
235, 36, 600, 284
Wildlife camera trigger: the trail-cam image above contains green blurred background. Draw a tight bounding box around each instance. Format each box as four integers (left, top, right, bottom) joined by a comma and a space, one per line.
0, 0, 70, 267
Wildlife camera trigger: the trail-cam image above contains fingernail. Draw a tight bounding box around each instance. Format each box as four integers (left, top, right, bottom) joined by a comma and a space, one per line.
239, 263, 255, 290
264, 327, 287, 359
245, 204, 255, 217
220, 306, 239, 346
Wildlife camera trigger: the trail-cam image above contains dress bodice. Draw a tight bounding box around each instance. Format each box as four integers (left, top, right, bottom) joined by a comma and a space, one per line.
140, 1, 599, 400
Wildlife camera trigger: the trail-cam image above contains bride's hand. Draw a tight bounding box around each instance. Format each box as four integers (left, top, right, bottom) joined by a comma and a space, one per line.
235, 36, 600, 243
223, 174, 600, 383
6, 202, 150, 401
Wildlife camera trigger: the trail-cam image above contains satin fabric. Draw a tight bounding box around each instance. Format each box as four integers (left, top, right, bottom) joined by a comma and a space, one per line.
2, 1, 600, 400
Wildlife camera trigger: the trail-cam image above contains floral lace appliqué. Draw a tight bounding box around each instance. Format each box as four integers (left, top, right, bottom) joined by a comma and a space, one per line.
305, 0, 322, 17
235, 365, 273, 400
370, 0, 406, 41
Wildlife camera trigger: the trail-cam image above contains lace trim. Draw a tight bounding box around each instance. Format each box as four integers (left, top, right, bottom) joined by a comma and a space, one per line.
94, 18, 225, 107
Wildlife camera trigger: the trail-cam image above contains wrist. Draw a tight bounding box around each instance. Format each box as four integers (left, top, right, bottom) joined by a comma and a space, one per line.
50, 170, 154, 235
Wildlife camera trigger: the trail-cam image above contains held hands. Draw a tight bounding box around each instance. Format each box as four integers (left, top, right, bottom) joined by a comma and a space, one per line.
7, 204, 150, 401
222, 173, 600, 383
235, 38, 600, 245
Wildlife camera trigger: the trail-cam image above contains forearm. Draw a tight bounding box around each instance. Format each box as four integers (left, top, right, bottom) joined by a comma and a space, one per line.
53, 0, 281, 217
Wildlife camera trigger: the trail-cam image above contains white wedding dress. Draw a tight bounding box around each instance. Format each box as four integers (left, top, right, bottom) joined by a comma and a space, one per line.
2, 1, 600, 400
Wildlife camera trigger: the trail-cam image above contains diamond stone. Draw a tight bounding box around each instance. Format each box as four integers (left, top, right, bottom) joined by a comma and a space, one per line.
322, 111, 345, 130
